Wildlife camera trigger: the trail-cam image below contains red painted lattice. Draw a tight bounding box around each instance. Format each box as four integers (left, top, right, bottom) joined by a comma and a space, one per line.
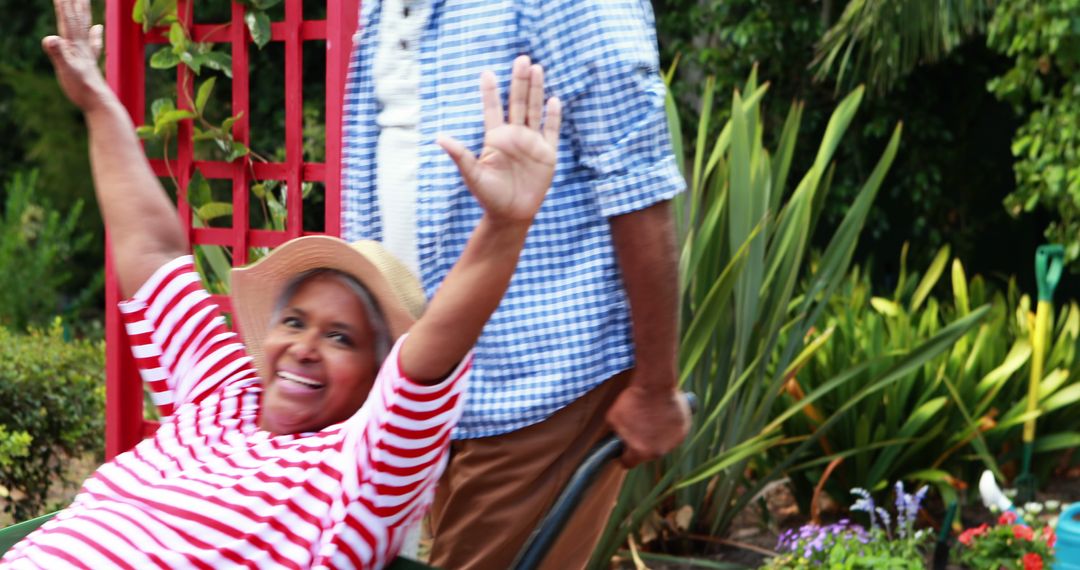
103, 0, 359, 459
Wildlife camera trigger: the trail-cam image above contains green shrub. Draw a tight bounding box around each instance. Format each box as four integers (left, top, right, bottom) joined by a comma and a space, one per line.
0, 319, 105, 520
0, 170, 97, 330
988, 0, 1080, 267
777, 244, 1080, 509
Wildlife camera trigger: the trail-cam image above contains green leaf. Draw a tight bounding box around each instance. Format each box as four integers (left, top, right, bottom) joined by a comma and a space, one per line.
195, 77, 216, 115
245, 10, 272, 49
135, 125, 156, 140
168, 22, 187, 53
226, 141, 249, 163
195, 202, 233, 221
252, 0, 282, 10
911, 245, 950, 311
156, 109, 195, 127
221, 113, 242, 134
187, 171, 212, 206
131, 0, 146, 25
149, 48, 181, 70
153, 109, 194, 136
1035, 432, 1080, 453
251, 183, 267, 200
952, 258, 970, 316
150, 98, 175, 120
870, 297, 902, 317
142, 0, 177, 31
179, 51, 202, 75
202, 52, 233, 78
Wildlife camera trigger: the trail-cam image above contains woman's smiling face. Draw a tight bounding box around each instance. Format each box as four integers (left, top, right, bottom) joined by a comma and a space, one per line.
259, 273, 379, 434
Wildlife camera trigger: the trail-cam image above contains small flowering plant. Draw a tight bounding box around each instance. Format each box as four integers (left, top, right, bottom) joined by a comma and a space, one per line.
763, 482, 933, 569
952, 503, 1058, 570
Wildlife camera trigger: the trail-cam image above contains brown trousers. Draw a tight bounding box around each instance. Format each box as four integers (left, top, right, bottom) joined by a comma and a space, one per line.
428, 372, 630, 570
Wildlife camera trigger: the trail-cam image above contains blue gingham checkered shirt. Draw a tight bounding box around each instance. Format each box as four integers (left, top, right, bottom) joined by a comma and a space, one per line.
342, 0, 685, 439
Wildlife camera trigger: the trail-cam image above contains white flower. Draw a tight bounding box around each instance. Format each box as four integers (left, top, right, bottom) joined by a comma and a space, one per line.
1025, 502, 1043, 514
1045, 500, 1061, 512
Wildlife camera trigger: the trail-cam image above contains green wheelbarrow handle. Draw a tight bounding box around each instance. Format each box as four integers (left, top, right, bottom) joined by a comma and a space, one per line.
511, 393, 698, 570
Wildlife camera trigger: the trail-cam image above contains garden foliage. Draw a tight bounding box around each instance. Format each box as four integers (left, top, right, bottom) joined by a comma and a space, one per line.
588, 69, 987, 567
988, 0, 1080, 267
0, 321, 105, 521
0, 170, 95, 331
778, 244, 1080, 509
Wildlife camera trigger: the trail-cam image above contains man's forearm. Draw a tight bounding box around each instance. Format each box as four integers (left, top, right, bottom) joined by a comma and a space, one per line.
609, 200, 680, 389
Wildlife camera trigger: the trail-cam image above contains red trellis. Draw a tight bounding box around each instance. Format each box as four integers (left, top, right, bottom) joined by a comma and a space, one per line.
103, 0, 359, 459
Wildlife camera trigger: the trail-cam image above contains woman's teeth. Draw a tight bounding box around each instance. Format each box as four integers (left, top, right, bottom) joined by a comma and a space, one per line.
277, 371, 324, 389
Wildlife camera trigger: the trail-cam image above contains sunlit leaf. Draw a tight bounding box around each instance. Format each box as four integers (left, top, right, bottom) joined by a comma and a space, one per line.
245, 10, 272, 49
195, 77, 216, 115
149, 48, 181, 70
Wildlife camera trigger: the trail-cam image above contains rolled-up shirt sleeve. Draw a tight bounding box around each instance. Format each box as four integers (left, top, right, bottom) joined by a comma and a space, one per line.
526, 0, 686, 218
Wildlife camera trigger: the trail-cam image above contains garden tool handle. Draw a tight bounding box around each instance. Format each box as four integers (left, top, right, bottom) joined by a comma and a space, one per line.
1035, 244, 1064, 303
511, 393, 698, 570
1026, 245, 1064, 444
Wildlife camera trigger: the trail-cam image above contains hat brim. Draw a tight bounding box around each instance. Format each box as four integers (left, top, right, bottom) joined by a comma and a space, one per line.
230, 236, 423, 379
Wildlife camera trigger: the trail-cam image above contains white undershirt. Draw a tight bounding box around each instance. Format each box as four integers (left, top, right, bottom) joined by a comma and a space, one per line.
373, 1, 431, 556
373, 0, 431, 277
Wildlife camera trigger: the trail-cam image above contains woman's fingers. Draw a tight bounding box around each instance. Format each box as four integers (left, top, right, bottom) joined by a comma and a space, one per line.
90, 24, 104, 59
542, 97, 562, 148
480, 71, 502, 133
526, 64, 545, 130
507, 55, 531, 125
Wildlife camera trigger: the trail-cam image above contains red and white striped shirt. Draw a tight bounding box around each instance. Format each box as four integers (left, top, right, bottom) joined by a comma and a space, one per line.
2, 257, 467, 569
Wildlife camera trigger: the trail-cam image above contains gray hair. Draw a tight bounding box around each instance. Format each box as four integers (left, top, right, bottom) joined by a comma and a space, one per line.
271, 268, 392, 367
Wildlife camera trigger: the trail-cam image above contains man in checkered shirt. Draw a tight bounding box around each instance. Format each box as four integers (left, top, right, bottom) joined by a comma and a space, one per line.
342, 2, 691, 567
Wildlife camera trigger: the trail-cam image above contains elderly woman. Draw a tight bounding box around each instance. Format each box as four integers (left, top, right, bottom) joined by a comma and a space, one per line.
0, 0, 561, 567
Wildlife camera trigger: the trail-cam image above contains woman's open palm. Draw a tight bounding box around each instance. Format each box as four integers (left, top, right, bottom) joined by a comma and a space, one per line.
438, 56, 562, 223
43, 0, 109, 112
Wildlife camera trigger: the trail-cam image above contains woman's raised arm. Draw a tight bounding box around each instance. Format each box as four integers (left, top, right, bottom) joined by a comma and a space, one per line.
43, 0, 187, 297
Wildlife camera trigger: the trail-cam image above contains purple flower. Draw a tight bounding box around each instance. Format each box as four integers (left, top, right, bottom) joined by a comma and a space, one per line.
851, 487, 879, 530
893, 481, 929, 538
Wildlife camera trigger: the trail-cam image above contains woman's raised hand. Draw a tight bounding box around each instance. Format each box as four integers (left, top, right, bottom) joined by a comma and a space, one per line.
437, 55, 562, 224
42, 0, 110, 112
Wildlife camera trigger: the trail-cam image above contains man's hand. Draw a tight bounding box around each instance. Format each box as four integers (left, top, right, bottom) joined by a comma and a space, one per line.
438, 55, 562, 224
606, 382, 691, 468
42, 0, 110, 112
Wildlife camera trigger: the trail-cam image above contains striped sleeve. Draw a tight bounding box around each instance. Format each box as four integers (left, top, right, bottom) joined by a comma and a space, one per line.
327, 335, 469, 568
117, 256, 255, 418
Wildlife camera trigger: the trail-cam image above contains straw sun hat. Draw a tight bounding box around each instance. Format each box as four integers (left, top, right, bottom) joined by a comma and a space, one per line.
230, 236, 427, 378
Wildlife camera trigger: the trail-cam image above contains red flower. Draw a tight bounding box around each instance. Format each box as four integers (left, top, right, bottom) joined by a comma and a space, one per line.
999, 511, 1018, 525
1044, 526, 1056, 548
1023, 552, 1044, 570
959, 524, 990, 545
1014, 525, 1034, 541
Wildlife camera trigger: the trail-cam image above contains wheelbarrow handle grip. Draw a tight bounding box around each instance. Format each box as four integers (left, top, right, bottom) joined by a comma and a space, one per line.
511, 392, 697, 570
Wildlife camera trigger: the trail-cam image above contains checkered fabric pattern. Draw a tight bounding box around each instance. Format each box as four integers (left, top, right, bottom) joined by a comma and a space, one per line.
342, 0, 685, 439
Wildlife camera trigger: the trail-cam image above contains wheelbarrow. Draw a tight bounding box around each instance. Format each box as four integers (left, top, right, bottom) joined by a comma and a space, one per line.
0, 394, 696, 569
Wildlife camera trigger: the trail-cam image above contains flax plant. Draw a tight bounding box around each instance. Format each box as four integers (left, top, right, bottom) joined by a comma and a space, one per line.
779, 245, 1080, 510
588, 70, 988, 566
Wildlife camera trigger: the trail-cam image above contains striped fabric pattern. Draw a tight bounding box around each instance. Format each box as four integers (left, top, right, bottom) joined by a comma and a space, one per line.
1, 257, 467, 570
341, 0, 685, 439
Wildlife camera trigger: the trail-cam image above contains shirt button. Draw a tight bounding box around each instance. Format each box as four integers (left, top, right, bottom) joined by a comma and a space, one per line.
403, 6, 410, 17
399, 38, 408, 50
